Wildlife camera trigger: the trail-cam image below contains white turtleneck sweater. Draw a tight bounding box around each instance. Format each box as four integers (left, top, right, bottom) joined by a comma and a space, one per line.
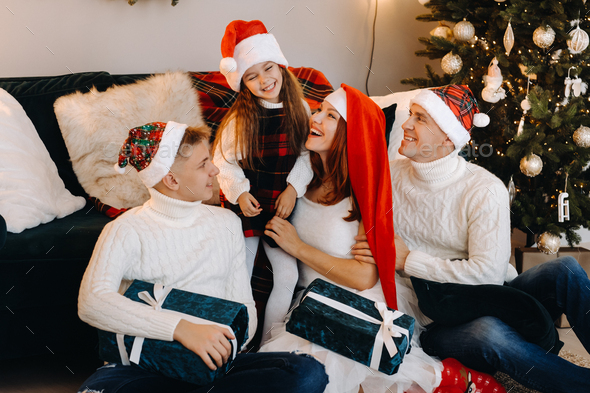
390, 153, 517, 287
78, 188, 257, 346
213, 99, 313, 204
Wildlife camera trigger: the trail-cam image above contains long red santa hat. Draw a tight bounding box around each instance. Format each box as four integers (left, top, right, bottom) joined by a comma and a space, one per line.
325, 84, 397, 309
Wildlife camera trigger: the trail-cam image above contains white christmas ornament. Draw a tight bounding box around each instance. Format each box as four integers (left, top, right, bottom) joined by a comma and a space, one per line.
482, 57, 506, 103
567, 20, 589, 54
441, 52, 463, 74
520, 154, 543, 177
430, 23, 453, 40
533, 25, 556, 49
573, 125, 590, 147
453, 19, 475, 42
504, 20, 515, 55
537, 232, 560, 254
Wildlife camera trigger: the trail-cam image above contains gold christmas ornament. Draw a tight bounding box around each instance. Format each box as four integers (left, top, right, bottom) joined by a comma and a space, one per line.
441, 52, 463, 74
453, 18, 475, 42
430, 22, 453, 40
573, 125, 590, 148
504, 20, 515, 56
520, 154, 543, 177
533, 25, 556, 49
537, 232, 560, 254
567, 21, 589, 54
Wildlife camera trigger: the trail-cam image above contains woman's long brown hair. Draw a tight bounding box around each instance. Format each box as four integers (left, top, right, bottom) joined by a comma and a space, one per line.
307, 117, 361, 222
213, 66, 309, 171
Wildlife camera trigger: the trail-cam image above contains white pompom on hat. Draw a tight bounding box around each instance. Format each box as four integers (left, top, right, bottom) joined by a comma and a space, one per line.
410, 84, 490, 149
219, 20, 288, 92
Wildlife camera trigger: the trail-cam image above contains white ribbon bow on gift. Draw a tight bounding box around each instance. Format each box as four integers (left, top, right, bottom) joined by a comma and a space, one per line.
303, 292, 410, 370
116, 283, 238, 366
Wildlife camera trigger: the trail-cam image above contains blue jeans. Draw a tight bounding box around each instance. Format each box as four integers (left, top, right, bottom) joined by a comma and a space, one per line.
420, 257, 590, 393
78, 351, 328, 393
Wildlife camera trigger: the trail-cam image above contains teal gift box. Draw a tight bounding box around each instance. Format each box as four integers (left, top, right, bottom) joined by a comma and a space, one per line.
286, 278, 413, 375
97, 280, 249, 386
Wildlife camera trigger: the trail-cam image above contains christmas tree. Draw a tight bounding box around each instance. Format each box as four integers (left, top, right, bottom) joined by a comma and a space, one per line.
403, 0, 590, 251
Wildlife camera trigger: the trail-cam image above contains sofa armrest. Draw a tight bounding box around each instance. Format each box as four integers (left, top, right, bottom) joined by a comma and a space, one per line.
0, 214, 6, 251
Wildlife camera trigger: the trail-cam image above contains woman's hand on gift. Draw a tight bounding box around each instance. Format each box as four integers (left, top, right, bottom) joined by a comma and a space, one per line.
264, 216, 304, 257
275, 184, 297, 219
238, 192, 262, 217
352, 234, 376, 264
173, 319, 235, 370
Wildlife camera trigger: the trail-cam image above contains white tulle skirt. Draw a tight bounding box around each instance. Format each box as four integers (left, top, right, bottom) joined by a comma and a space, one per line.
259, 276, 443, 393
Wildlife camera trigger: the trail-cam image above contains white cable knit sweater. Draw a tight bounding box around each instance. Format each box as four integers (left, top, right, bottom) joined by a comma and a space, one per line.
390, 152, 517, 287
78, 188, 257, 346
213, 99, 313, 204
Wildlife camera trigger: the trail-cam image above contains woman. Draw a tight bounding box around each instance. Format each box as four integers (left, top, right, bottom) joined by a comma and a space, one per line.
260, 85, 443, 393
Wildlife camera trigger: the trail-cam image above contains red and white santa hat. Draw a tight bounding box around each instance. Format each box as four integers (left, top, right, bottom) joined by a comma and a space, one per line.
114, 121, 187, 188
219, 20, 288, 92
326, 84, 398, 309
410, 84, 490, 149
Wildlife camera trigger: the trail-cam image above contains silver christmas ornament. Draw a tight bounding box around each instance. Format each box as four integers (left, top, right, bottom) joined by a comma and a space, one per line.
453, 19, 475, 42
504, 20, 515, 56
533, 25, 556, 49
508, 175, 516, 206
537, 232, 560, 254
567, 20, 589, 54
431, 23, 453, 40
573, 125, 590, 148
441, 52, 463, 74
520, 154, 543, 177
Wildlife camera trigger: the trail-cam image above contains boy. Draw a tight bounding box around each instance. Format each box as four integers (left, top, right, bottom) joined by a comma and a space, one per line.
78, 121, 327, 393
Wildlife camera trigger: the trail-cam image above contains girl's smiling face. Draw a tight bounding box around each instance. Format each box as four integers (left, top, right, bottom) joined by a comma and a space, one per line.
305, 100, 342, 158
242, 61, 283, 103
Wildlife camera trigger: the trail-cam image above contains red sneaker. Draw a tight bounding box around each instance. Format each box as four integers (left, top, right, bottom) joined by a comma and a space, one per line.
434, 358, 506, 393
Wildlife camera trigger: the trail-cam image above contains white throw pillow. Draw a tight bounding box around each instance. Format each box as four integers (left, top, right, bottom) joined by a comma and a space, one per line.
371, 89, 425, 160
54, 72, 205, 209
0, 89, 86, 233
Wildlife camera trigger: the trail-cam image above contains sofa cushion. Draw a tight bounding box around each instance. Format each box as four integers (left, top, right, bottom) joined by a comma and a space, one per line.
54, 72, 205, 209
0, 72, 150, 198
0, 73, 118, 197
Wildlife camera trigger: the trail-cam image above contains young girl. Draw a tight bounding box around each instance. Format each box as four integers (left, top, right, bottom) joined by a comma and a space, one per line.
213, 20, 313, 345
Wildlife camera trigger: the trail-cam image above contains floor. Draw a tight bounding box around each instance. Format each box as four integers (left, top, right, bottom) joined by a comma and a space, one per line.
0, 329, 587, 393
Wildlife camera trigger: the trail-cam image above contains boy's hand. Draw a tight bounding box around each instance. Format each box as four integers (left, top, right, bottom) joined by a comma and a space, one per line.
275, 184, 297, 219
238, 192, 262, 217
394, 234, 410, 271
352, 234, 375, 264
173, 319, 235, 370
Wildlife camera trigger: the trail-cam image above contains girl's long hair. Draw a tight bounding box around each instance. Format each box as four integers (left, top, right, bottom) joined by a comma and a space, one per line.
307, 117, 361, 222
213, 66, 309, 171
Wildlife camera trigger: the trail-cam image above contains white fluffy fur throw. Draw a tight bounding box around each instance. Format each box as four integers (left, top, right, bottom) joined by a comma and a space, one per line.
54, 71, 205, 208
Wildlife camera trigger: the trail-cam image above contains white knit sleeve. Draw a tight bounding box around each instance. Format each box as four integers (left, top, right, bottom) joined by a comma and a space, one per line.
403, 180, 512, 285
224, 213, 257, 346
78, 222, 182, 341
213, 118, 250, 204
287, 150, 313, 198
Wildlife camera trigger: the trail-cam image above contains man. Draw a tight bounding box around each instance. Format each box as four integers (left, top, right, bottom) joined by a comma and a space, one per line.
390, 85, 590, 393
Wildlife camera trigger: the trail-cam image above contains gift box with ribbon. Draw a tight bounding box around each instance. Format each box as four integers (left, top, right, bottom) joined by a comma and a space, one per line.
97, 280, 249, 386
286, 278, 414, 375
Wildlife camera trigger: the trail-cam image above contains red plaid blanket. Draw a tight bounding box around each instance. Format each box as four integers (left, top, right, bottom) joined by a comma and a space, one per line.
190, 66, 334, 133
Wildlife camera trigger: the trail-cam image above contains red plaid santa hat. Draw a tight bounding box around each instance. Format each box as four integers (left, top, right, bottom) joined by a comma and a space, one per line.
410, 85, 490, 149
219, 20, 288, 92
326, 84, 397, 309
114, 121, 187, 188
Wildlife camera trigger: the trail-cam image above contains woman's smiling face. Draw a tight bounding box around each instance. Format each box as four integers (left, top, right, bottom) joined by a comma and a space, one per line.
305, 100, 342, 156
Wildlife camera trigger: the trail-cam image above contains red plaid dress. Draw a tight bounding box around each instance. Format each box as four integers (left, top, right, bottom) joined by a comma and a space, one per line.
219, 107, 296, 248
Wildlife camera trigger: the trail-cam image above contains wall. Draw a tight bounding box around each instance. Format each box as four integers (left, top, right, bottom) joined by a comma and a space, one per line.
1, 0, 435, 96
